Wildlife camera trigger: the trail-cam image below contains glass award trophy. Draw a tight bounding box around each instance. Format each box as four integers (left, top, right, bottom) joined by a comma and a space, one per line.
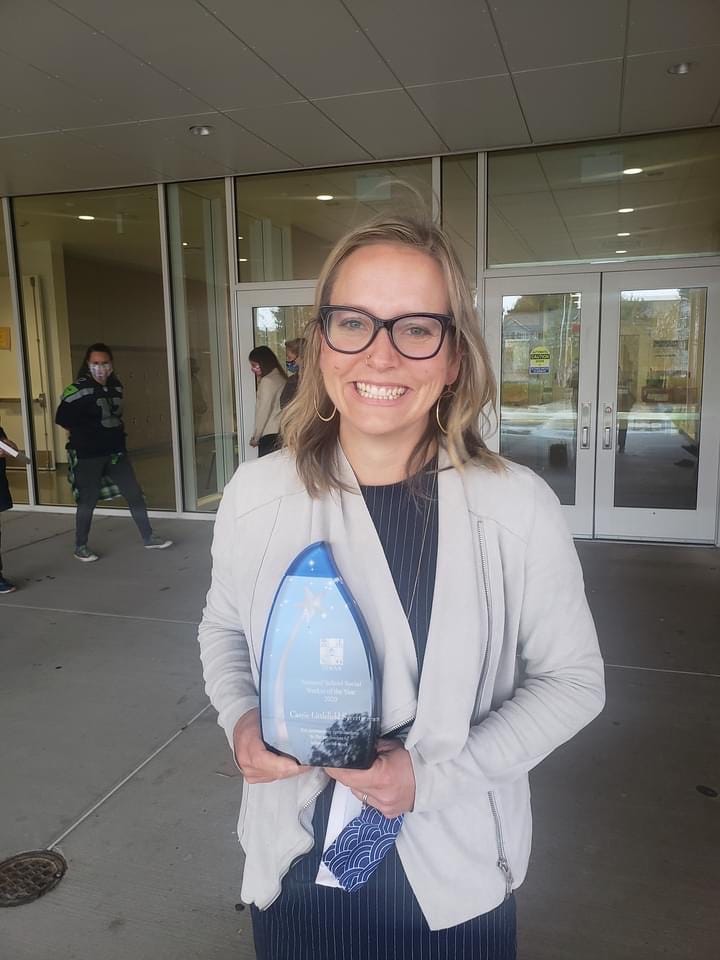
259, 541, 380, 769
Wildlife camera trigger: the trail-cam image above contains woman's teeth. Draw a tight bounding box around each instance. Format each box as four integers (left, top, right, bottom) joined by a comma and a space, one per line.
355, 382, 408, 400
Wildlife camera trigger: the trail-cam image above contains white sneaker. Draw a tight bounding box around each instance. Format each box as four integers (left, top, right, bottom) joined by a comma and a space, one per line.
74, 545, 99, 562
144, 535, 173, 550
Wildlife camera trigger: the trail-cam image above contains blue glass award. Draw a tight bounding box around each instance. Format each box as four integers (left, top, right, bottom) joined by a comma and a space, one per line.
259, 541, 380, 769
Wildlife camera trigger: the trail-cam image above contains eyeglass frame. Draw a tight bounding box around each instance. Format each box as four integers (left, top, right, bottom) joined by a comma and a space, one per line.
318, 305, 454, 360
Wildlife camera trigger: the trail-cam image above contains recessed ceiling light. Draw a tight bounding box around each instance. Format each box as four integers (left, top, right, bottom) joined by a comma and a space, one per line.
238, 257, 248, 262
618, 207, 635, 213
615, 249, 627, 254
237, 235, 244, 240
617, 232, 630, 237
189, 124, 214, 136
77, 214, 95, 221
182, 241, 189, 247
316, 194, 334, 201
623, 168, 643, 175
667, 62, 692, 76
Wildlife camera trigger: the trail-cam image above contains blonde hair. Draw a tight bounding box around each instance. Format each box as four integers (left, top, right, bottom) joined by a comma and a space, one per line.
281, 215, 501, 496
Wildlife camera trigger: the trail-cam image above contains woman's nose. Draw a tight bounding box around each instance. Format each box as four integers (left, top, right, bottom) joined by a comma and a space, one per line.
365, 329, 397, 370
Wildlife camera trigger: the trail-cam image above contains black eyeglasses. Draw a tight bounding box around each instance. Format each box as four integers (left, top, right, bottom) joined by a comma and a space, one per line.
319, 305, 453, 360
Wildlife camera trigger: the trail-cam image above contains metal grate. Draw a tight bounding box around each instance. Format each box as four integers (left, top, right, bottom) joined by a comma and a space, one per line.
0, 850, 67, 907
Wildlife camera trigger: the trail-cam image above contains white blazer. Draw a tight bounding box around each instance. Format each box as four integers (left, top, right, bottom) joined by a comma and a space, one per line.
198, 447, 605, 930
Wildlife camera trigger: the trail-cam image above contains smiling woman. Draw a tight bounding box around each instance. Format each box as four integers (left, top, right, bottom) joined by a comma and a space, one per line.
198, 213, 605, 960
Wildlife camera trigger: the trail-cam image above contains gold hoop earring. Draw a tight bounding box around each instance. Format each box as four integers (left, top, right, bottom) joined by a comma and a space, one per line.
314, 391, 337, 423
435, 389, 454, 435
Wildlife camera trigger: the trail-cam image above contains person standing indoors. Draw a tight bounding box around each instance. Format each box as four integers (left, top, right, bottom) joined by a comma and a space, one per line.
199, 216, 605, 959
279, 337, 305, 410
55, 343, 172, 562
0, 424, 18, 593
248, 346, 286, 457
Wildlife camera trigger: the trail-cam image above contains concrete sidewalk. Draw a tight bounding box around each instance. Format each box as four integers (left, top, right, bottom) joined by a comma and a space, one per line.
1, 509, 718, 959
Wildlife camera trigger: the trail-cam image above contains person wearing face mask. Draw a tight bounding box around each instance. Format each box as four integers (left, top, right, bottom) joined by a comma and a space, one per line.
248, 346, 286, 457
55, 342, 172, 562
280, 338, 305, 410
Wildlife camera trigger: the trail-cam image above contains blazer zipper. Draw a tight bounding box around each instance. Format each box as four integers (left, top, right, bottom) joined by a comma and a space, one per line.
478, 520, 514, 898
475, 520, 494, 722
488, 791, 515, 899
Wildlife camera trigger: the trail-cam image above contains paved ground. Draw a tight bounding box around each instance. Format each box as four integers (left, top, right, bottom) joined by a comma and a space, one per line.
1, 508, 718, 959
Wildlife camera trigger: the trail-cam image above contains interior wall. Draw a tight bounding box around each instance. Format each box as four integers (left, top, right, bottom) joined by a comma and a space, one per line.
0, 278, 23, 446
63, 254, 172, 458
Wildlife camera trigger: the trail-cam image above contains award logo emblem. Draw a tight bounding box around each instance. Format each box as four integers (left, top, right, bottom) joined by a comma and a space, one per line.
259, 541, 380, 768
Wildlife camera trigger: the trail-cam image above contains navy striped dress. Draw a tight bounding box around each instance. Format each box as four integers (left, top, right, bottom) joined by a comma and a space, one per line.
251, 464, 517, 959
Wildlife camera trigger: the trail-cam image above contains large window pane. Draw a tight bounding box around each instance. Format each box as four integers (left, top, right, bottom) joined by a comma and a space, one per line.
441, 154, 477, 290
614, 287, 706, 510
488, 128, 720, 267
235, 161, 432, 281
13, 187, 175, 509
167, 180, 237, 513
500, 292, 581, 505
0, 206, 29, 503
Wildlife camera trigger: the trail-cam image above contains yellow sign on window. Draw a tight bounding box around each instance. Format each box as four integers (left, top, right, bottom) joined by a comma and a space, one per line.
0, 327, 10, 350
529, 345, 550, 375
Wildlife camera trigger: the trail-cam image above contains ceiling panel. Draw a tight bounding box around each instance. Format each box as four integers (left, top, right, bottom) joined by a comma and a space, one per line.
123, 113, 301, 173
207, 0, 398, 99
73, 114, 302, 181
69, 122, 234, 182
0, 132, 160, 195
514, 60, 622, 141
490, 0, 627, 71
408, 76, 529, 150
314, 90, 447, 159
227, 102, 372, 167
54, 0, 298, 110
627, 0, 720, 54
622, 47, 720, 132
0, 0, 208, 120
0, 52, 120, 133
343, 0, 507, 85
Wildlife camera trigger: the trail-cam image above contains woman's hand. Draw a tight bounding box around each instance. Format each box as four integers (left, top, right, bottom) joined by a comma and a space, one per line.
325, 738, 416, 818
232, 708, 309, 784
249, 438, 259, 448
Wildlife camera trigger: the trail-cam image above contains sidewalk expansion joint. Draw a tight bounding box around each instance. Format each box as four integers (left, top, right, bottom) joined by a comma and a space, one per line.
47, 702, 212, 851
5, 602, 199, 626
605, 662, 720, 680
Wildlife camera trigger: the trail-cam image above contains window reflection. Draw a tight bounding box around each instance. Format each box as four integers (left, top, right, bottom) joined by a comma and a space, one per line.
441, 154, 477, 288
167, 180, 237, 512
488, 128, 720, 267
235, 161, 432, 282
13, 188, 175, 509
614, 287, 706, 510
500, 293, 581, 504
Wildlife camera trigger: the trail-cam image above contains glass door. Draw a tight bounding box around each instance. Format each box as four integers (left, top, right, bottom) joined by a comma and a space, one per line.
235, 286, 315, 462
484, 275, 601, 537
596, 268, 720, 542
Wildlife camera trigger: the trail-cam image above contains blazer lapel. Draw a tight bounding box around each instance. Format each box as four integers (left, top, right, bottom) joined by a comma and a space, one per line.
406, 458, 488, 755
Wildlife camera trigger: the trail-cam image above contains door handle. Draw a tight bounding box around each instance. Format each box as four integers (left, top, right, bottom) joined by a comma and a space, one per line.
580, 402, 592, 450
602, 402, 615, 450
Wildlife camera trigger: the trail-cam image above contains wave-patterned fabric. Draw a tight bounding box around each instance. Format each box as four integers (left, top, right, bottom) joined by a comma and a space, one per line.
322, 806, 404, 892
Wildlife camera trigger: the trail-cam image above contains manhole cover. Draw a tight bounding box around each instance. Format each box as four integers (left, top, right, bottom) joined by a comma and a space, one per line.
0, 850, 67, 907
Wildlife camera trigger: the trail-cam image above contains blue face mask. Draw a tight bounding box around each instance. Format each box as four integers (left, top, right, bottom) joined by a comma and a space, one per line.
286, 360, 299, 374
